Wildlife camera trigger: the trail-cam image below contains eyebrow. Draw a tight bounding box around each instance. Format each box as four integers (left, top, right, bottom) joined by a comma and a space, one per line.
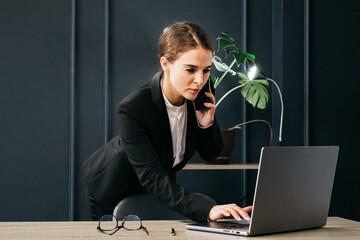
183, 64, 212, 68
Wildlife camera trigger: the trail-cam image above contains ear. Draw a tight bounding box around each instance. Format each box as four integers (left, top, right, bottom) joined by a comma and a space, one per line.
160, 56, 168, 71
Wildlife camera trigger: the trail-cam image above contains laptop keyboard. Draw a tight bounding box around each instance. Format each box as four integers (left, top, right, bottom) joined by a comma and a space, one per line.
212, 221, 250, 230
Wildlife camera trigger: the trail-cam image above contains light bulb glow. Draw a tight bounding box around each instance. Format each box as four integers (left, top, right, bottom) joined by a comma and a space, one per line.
247, 66, 257, 80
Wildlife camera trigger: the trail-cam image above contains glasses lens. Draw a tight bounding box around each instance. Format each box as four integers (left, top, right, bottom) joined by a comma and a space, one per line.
99, 215, 118, 231
123, 214, 141, 230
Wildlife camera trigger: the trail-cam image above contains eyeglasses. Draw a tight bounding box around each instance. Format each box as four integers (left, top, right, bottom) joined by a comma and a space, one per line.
97, 214, 149, 235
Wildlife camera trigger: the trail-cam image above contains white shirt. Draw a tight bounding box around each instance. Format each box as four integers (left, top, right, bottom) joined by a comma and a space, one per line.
162, 92, 188, 167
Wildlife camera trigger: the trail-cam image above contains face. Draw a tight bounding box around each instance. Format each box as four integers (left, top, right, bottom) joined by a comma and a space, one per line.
161, 47, 213, 106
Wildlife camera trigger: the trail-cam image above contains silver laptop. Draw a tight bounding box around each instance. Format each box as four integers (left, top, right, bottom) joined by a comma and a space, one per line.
186, 146, 339, 236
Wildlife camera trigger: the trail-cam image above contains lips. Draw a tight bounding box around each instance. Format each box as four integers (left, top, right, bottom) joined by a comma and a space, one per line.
189, 88, 200, 94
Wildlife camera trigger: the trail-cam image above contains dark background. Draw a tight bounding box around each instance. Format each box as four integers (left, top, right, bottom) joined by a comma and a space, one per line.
0, 0, 359, 221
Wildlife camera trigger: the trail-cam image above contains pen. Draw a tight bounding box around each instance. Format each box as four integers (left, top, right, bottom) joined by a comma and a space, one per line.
171, 227, 176, 236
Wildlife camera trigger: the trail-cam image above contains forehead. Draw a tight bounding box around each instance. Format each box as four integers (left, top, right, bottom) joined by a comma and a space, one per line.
174, 47, 213, 67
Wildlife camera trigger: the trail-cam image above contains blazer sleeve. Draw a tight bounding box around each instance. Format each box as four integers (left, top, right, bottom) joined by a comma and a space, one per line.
196, 118, 224, 162
117, 109, 216, 223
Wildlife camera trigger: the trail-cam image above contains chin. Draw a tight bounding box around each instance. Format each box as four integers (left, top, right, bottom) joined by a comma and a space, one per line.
185, 94, 197, 101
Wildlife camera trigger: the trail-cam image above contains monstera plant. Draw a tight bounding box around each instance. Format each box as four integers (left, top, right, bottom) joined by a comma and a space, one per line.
211, 32, 269, 109
207, 32, 272, 164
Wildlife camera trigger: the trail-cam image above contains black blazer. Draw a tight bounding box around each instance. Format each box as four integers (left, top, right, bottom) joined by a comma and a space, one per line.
83, 72, 223, 222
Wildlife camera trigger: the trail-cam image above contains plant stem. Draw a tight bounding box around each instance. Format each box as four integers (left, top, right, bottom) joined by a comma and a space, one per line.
215, 59, 237, 88
215, 84, 243, 108
228, 119, 273, 146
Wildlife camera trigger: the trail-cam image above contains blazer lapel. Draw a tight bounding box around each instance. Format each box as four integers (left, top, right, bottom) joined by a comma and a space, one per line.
184, 100, 198, 163
151, 72, 174, 169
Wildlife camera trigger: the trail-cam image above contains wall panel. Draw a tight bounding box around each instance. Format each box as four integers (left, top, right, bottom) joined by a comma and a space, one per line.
309, 0, 360, 221
74, 0, 106, 221
0, 0, 71, 220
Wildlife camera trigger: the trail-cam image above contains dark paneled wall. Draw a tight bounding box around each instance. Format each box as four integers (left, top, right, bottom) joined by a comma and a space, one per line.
309, 0, 360, 221
75, 0, 107, 221
0, 0, 71, 220
1, 0, 359, 221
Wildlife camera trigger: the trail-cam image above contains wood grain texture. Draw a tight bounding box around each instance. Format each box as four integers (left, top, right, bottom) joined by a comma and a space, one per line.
183, 163, 259, 170
0, 217, 359, 240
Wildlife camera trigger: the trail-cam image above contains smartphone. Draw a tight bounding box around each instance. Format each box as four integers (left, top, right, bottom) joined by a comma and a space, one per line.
194, 79, 215, 111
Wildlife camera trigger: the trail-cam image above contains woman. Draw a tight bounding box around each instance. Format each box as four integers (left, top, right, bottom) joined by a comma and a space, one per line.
84, 21, 252, 223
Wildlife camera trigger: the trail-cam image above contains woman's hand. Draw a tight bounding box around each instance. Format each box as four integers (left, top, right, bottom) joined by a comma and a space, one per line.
193, 91, 215, 128
208, 204, 253, 223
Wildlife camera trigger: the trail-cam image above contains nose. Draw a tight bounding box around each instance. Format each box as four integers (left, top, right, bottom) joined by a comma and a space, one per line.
193, 72, 204, 86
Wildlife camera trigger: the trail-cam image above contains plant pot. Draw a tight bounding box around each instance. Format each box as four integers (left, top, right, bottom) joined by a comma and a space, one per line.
204, 129, 236, 164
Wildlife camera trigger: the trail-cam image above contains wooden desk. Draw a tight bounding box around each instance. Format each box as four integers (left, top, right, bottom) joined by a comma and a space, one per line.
183, 163, 259, 170
0, 217, 359, 239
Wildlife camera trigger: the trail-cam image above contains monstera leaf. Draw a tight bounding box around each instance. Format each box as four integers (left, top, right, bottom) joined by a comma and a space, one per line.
209, 74, 217, 85
212, 55, 236, 75
216, 32, 255, 67
239, 79, 269, 109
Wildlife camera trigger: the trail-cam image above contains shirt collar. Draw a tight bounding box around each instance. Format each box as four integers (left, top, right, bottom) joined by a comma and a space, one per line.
161, 89, 186, 111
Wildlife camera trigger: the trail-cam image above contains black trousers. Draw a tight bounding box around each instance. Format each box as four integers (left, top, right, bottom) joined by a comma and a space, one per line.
89, 193, 112, 220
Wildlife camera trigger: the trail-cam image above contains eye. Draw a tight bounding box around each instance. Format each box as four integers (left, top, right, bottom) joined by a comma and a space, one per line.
185, 68, 195, 73
203, 69, 211, 73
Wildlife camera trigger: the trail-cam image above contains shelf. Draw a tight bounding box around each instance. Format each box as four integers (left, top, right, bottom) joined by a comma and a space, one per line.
183, 163, 259, 170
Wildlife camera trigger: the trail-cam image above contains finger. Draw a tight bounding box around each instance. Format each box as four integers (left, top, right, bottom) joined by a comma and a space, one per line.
203, 102, 215, 109
242, 206, 253, 213
226, 207, 242, 221
227, 204, 251, 222
236, 208, 251, 222
208, 79, 212, 93
220, 209, 231, 217
205, 91, 215, 104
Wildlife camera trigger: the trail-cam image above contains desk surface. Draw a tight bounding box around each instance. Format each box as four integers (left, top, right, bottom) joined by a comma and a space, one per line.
0, 217, 359, 239
183, 163, 259, 170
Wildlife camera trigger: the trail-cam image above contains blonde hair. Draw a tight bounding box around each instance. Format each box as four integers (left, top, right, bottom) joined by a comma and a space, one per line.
158, 21, 213, 63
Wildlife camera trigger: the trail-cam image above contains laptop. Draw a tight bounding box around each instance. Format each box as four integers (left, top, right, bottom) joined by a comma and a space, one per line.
186, 146, 339, 236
